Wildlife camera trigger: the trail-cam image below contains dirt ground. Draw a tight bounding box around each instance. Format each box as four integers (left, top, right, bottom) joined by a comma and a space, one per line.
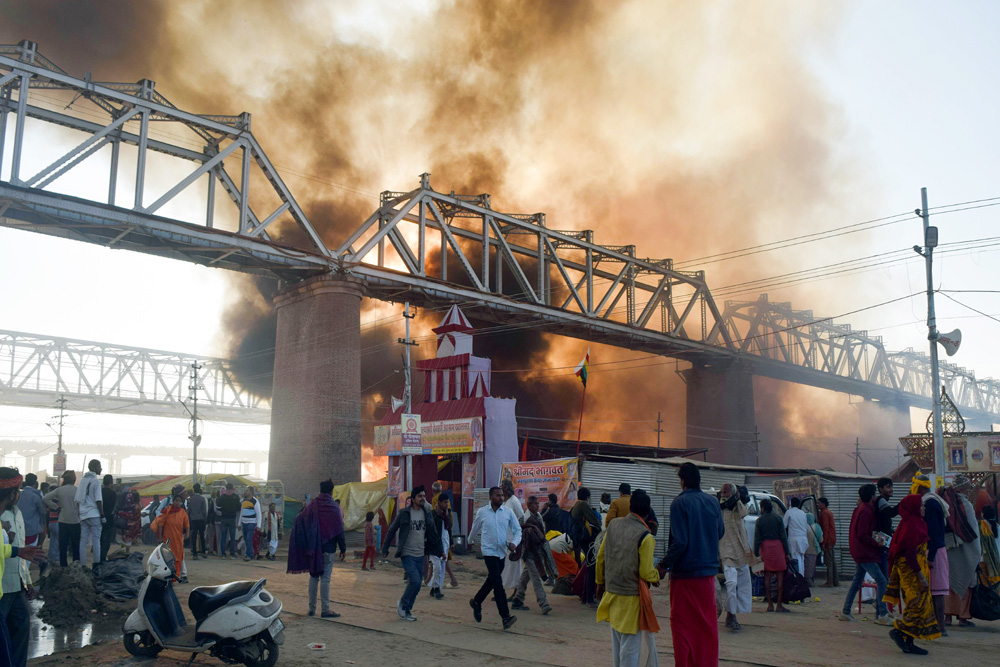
28, 548, 999, 667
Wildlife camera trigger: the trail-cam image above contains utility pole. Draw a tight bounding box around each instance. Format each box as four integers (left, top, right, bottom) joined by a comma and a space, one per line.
855, 437, 860, 475
56, 394, 66, 457
189, 362, 202, 487
753, 426, 760, 467
397, 303, 418, 489
653, 411, 664, 450
914, 187, 945, 487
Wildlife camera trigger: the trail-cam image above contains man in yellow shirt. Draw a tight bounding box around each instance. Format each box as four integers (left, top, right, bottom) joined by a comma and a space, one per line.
605, 483, 632, 528
0, 467, 43, 665
596, 489, 660, 666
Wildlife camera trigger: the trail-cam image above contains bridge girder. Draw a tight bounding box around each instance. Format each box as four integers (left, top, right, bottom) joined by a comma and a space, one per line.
0, 329, 270, 424
1, 40, 998, 424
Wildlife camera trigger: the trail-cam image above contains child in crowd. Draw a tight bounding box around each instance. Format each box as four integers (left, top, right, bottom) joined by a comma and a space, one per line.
362, 511, 377, 570
265, 502, 280, 561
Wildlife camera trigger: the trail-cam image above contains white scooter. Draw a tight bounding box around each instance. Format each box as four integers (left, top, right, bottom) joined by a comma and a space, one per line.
122, 541, 284, 666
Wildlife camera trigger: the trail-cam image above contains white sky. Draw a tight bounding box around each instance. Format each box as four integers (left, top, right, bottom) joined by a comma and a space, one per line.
1, 1, 999, 476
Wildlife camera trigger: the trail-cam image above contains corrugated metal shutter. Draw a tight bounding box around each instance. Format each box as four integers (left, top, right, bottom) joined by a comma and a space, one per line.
820, 478, 865, 574
582, 461, 671, 558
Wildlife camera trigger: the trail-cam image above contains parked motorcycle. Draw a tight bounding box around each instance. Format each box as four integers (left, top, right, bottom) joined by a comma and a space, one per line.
122, 541, 284, 666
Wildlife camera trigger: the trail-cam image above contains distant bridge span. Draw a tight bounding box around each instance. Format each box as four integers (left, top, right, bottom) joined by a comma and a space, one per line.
1, 41, 997, 493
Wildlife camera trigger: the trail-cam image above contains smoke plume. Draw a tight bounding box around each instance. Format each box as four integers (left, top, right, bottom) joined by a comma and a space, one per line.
1, 1, 884, 473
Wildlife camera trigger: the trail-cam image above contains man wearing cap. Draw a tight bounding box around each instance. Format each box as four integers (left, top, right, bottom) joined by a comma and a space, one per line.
381, 486, 442, 622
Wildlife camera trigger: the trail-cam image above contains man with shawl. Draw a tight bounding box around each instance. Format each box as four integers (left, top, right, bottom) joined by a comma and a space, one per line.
943, 475, 980, 626
287, 479, 343, 619
596, 489, 660, 667
883, 494, 939, 655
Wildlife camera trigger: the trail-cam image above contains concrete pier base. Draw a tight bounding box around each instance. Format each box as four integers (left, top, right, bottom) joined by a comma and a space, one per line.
268, 275, 365, 504
683, 362, 757, 466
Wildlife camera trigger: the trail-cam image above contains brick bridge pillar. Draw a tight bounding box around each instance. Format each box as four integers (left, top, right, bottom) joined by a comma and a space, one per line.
268, 275, 365, 504
682, 361, 757, 466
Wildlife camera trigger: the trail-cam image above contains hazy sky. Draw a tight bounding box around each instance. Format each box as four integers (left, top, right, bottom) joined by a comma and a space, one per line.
1, 1, 998, 476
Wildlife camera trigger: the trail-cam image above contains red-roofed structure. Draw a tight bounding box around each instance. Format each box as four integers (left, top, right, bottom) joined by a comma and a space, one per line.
375, 306, 517, 533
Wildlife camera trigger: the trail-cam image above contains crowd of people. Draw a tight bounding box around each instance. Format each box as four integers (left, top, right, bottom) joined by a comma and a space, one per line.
0, 461, 286, 666
3, 457, 1000, 666
283, 464, 1000, 666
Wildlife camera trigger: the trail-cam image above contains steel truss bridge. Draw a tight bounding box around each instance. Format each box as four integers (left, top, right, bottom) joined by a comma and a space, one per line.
1, 40, 998, 424
0, 329, 270, 423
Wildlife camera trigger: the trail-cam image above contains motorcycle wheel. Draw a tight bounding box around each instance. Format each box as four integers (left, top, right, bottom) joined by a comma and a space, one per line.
241, 635, 279, 667
123, 629, 163, 657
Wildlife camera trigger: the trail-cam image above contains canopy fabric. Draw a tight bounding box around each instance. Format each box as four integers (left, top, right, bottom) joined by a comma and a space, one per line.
130, 473, 260, 498
331, 478, 395, 532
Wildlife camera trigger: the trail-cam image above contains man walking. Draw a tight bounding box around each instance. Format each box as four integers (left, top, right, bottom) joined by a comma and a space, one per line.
875, 477, 898, 580
719, 483, 752, 632
16, 473, 46, 550
817, 497, 838, 587
469, 486, 521, 630
287, 479, 343, 619
511, 495, 553, 614
840, 483, 891, 625
217, 483, 240, 559
657, 463, 724, 667
75, 459, 104, 568
783, 497, 809, 576
428, 494, 451, 599
604, 483, 631, 528
596, 489, 660, 667
571, 486, 603, 605
240, 486, 262, 561
187, 484, 208, 560
99, 475, 117, 563
382, 486, 442, 622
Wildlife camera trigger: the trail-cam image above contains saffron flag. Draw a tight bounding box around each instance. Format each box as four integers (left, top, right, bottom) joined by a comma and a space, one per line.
574, 348, 590, 387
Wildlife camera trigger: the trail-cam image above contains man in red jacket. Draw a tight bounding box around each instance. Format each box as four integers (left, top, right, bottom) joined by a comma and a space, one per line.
817, 497, 838, 587
840, 484, 892, 624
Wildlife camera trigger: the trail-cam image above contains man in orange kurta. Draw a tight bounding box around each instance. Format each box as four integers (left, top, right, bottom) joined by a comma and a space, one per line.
152, 495, 191, 582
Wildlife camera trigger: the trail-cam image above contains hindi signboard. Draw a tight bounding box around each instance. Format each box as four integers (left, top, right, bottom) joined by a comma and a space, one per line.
375, 416, 484, 456
499, 457, 579, 509
401, 414, 422, 455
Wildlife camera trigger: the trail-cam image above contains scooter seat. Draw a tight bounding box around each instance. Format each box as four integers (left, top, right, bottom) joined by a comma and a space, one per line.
189, 580, 257, 621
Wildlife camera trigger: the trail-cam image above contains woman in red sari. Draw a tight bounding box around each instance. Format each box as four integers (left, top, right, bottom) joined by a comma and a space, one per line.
883, 494, 940, 655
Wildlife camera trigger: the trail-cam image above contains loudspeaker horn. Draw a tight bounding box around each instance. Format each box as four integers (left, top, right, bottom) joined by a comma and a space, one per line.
937, 329, 961, 357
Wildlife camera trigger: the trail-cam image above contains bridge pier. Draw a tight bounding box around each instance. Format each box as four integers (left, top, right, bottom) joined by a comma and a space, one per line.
268, 275, 365, 504
682, 362, 757, 466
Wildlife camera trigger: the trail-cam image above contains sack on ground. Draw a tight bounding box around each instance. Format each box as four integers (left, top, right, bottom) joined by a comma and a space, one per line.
970, 581, 1000, 621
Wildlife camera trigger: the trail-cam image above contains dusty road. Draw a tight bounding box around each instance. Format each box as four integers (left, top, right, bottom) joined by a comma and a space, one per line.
28, 548, 999, 666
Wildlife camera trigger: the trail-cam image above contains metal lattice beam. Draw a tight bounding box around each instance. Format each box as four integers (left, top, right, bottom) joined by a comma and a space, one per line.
0, 330, 270, 424
1, 41, 999, 422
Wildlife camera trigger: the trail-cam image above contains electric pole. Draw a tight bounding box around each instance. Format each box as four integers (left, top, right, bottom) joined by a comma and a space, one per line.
915, 187, 945, 488
56, 394, 66, 457
653, 411, 664, 450
397, 303, 418, 489
753, 426, 760, 467
855, 437, 860, 475
189, 362, 202, 487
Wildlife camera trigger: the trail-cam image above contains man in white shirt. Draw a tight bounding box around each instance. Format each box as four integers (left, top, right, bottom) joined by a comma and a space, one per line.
469, 486, 522, 631
783, 497, 809, 576
75, 459, 104, 568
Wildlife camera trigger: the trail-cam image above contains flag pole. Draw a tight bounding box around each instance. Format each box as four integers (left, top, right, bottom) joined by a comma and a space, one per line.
576, 384, 587, 456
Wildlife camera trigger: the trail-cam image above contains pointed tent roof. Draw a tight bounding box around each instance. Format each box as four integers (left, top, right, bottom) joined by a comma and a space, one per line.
471, 373, 491, 398
433, 305, 474, 335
